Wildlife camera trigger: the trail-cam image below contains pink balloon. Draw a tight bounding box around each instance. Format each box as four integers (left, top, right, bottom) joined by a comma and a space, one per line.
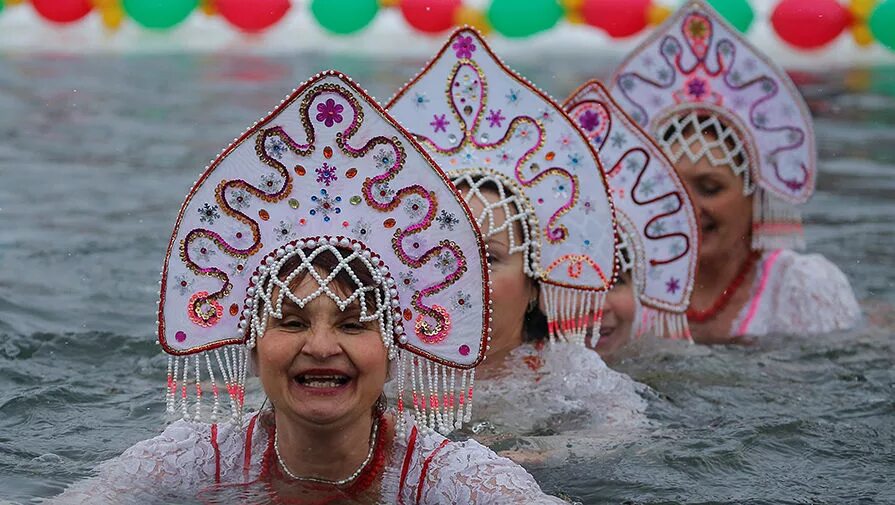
216, 0, 292, 33
771, 0, 852, 49
32, 0, 93, 24
400, 0, 461, 34
582, 0, 651, 38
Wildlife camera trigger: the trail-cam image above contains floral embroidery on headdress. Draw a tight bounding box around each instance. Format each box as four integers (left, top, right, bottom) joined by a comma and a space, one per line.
158, 71, 490, 434
389, 28, 620, 345
565, 80, 698, 341
610, 0, 815, 250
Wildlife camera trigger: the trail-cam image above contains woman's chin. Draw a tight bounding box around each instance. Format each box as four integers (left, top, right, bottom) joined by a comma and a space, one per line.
284, 380, 358, 425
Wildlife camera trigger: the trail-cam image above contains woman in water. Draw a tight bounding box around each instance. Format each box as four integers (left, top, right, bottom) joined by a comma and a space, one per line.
50, 71, 565, 504
387, 29, 648, 449
564, 80, 700, 357
610, 0, 860, 343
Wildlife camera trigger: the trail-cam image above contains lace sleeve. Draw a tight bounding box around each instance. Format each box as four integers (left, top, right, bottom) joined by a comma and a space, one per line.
44, 420, 219, 504
418, 437, 568, 504
769, 252, 861, 335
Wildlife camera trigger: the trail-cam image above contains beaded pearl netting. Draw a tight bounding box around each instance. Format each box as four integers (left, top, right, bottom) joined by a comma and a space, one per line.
388, 27, 620, 347
158, 71, 492, 435
610, 0, 817, 252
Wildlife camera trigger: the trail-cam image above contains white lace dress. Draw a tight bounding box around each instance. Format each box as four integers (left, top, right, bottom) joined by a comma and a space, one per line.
466, 342, 649, 465
732, 249, 861, 337
48, 411, 566, 504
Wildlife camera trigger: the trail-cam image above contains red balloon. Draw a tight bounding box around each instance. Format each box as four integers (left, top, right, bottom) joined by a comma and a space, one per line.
216, 0, 292, 33
400, 0, 461, 34
31, 0, 92, 24
771, 0, 852, 49
581, 0, 651, 38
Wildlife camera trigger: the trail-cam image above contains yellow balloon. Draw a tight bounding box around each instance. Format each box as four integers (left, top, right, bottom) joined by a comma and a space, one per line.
200, 0, 215, 16
454, 5, 491, 35
850, 0, 877, 20
647, 3, 672, 26
852, 23, 875, 47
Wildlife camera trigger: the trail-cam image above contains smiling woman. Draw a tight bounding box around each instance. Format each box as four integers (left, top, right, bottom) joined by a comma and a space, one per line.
47, 71, 565, 504
610, 0, 861, 342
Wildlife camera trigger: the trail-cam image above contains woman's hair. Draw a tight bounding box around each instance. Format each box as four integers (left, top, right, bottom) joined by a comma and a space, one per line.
259, 246, 381, 316
659, 111, 749, 178
454, 177, 547, 343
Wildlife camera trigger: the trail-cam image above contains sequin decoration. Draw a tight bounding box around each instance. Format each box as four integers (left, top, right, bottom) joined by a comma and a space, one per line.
258, 209, 270, 221
309, 189, 342, 222
187, 291, 224, 328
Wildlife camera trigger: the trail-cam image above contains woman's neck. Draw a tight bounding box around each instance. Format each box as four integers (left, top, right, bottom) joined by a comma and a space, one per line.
693, 245, 753, 305
478, 326, 525, 377
274, 410, 376, 482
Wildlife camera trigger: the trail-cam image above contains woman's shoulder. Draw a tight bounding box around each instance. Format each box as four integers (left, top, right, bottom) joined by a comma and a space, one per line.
749, 249, 861, 335
771, 250, 858, 304
390, 416, 564, 504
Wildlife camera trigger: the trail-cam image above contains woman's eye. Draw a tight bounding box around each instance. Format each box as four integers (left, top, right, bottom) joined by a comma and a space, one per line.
280, 318, 308, 329
698, 180, 722, 196
340, 321, 367, 333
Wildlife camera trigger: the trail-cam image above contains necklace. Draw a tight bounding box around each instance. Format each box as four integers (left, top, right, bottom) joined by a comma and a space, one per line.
274, 415, 380, 487
687, 251, 760, 323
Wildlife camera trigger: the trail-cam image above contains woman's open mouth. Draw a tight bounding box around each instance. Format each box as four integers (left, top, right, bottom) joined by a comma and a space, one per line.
292, 369, 353, 393
295, 374, 350, 388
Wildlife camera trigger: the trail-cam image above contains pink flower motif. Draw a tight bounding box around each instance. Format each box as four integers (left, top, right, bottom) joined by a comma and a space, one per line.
316, 98, 344, 127
486, 109, 505, 128
666, 277, 680, 294
430, 114, 449, 133
452, 35, 476, 59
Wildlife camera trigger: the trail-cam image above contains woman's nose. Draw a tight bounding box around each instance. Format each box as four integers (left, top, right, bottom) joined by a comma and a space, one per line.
301, 326, 343, 359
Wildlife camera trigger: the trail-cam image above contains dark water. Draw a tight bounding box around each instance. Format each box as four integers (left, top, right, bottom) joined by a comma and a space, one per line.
0, 52, 893, 504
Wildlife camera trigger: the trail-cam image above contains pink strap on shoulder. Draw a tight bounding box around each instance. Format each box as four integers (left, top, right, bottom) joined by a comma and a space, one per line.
736, 249, 783, 336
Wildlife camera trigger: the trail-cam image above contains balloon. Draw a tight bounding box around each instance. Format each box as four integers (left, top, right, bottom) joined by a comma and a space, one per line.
454, 5, 491, 35
0, 1, 4, 14
870, 0, 895, 51
771, 0, 851, 50
581, 0, 650, 38
31, 0, 93, 24
706, 0, 754, 33
311, 0, 378, 35
123, 0, 198, 29
216, 0, 291, 33
400, 0, 461, 34
487, 0, 563, 38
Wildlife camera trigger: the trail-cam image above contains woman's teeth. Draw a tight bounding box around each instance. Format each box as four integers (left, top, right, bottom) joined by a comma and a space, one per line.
296, 375, 349, 388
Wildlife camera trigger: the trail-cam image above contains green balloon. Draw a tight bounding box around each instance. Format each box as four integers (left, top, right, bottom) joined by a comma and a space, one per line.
488, 0, 563, 38
706, 0, 754, 33
311, 0, 379, 35
123, 0, 198, 30
0, 1, 5, 15
870, 0, 895, 51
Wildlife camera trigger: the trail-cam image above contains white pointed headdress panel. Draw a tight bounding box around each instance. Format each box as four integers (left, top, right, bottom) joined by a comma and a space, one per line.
388, 28, 618, 297
565, 80, 698, 340
159, 71, 490, 371
610, 0, 815, 205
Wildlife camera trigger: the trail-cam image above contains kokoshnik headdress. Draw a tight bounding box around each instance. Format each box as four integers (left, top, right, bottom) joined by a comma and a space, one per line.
388, 28, 619, 346
565, 80, 698, 340
158, 71, 491, 435
610, 0, 816, 251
